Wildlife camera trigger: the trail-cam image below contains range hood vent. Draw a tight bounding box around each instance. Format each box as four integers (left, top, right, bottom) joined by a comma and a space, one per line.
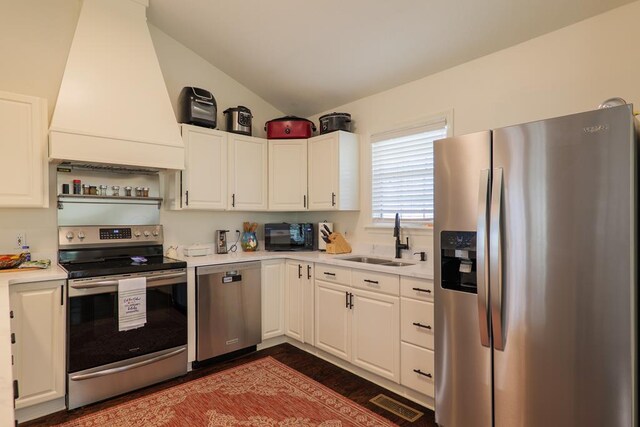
49, 0, 184, 170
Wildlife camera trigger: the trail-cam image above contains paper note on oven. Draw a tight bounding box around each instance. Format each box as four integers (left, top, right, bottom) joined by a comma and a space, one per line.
118, 277, 147, 331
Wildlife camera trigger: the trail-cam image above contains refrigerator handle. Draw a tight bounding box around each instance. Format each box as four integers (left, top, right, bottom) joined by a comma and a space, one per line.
490, 167, 505, 351
476, 169, 491, 348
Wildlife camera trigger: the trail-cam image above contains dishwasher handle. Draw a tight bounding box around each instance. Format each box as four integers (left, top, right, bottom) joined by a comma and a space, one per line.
197, 261, 261, 276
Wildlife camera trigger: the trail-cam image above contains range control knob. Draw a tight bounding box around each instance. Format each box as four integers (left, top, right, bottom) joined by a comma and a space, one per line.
65, 231, 74, 241
133, 230, 141, 238
143, 231, 150, 237
77, 231, 86, 240
152, 230, 159, 237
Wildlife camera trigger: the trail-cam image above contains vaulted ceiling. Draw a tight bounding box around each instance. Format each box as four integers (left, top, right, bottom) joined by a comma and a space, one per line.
148, 0, 634, 117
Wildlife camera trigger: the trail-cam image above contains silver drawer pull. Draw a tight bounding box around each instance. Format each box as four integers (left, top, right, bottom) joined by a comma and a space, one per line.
413, 369, 432, 378
70, 347, 186, 381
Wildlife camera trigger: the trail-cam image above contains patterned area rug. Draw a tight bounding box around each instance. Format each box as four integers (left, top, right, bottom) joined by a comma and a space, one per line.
56, 357, 397, 426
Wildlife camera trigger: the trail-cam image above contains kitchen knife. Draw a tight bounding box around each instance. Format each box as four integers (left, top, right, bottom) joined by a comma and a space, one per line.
323, 224, 332, 234
321, 235, 331, 244
321, 229, 331, 240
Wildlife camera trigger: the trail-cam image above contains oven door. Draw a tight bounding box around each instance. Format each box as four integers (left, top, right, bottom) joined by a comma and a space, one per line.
67, 269, 187, 374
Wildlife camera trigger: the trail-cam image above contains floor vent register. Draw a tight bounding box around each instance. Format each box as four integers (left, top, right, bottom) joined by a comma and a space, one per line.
369, 394, 424, 422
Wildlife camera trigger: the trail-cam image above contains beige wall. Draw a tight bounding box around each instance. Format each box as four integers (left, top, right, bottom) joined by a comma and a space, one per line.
309, 0, 640, 268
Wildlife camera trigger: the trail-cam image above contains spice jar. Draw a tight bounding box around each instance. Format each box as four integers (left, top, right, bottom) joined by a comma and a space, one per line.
112, 186, 120, 196
135, 187, 143, 197
99, 185, 108, 196
89, 186, 97, 195
82, 184, 90, 195
142, 187, 149, 197
124, 186, 132, 197
73, 179, 81, 195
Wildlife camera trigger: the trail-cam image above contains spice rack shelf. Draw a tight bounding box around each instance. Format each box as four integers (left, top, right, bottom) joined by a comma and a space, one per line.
57, 194, 163, 209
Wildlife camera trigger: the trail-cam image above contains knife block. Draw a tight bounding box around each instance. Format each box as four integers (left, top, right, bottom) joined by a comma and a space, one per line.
326, 232, 352, 254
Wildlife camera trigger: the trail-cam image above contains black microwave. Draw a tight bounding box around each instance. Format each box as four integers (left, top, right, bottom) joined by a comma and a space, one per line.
264, 223, 314, 251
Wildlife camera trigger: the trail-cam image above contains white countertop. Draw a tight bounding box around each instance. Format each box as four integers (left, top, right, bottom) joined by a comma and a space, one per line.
0, 266, 68, 425
176, 249, 434, 279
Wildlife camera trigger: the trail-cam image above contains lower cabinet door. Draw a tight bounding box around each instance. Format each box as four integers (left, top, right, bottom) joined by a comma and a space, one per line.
261, 260, 285, 340
284, 261, 303, 341
10, 280, 66, 409
400, 341, 435, 397
315, 280, 350, 361
351, 289, 399, 382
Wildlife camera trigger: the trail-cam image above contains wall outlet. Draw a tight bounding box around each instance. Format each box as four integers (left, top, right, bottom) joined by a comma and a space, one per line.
16, 232, 26, 248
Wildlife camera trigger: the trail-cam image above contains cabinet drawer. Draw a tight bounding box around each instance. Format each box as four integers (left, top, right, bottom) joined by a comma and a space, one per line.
315, 264, 351, 285
401, 298, 434, 349
400, 342, 434, 397
400, 276, 434, 301
352, 269, 399, 295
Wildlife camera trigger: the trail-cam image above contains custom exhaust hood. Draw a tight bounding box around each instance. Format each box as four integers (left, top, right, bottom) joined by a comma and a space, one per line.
49, 0, 184, 170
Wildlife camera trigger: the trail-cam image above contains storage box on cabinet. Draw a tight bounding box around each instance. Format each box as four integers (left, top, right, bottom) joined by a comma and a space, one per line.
400, 342, 435, 397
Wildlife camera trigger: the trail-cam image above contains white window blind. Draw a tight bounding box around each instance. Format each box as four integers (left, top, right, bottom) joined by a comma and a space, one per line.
371, 120, 447, 222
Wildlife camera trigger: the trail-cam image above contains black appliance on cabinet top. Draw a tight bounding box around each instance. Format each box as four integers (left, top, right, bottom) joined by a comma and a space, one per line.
58, 224, 188, 410
264, 223, 315, 251
178, 86, 217, 128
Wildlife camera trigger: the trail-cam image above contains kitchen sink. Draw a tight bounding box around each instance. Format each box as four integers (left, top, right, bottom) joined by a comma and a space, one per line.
339, 256, 415, 267
340, 256, 391, 264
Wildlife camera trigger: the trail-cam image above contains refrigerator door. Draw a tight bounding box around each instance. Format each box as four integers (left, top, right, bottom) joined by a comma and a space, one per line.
491, 105, 637, 427
435, 131, 493, 427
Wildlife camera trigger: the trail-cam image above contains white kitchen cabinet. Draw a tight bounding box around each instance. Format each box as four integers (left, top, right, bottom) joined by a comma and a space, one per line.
307, 131, 359, 211
314, 264, 399, 382
400, 276, 435, 397
0, 91, 48, 207
9, 280, 66, 409
228, 134, 268, 210
179, 125, 227, 210
284, 260, 314, 343
261, 259, 285, 340
315, 279, 351, 361
351, 288, 400, 382
268, 139, 308, 210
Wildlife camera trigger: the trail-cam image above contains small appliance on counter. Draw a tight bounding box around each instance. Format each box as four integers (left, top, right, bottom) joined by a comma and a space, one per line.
265, 116, 316, 139
319, 112, 352, 134
178, 86, 217, 128
264, 223, 314, 251
216, 230, 229, 254
183, 244, 211, 257
317, 222, 334, 251
224, 106, 253, 136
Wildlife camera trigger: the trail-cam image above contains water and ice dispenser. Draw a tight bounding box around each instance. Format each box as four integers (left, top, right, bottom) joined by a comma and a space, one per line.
440, 231, 477, 294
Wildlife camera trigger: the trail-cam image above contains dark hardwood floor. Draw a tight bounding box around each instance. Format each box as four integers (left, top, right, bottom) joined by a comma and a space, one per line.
22, 343, 436, 426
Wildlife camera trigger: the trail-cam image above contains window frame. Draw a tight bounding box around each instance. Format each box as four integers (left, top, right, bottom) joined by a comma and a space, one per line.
368, 110, 453, 230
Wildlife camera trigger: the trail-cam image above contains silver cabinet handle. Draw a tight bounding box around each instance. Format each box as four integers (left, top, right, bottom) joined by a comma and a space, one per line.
490, 167, 505, 351
70, 347, 186, 381
71, 272, 186, 289
476, 169, 491, 348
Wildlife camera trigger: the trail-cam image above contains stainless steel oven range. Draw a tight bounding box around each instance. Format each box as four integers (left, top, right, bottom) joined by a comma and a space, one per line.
58, 225, 188, 410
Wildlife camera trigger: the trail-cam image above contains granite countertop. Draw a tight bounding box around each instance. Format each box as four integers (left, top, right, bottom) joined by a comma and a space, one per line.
175, 249, 434, 280
0, 266, 68, 425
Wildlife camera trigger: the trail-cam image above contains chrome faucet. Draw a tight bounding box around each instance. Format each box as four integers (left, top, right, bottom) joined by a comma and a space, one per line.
393, 213, 409, 258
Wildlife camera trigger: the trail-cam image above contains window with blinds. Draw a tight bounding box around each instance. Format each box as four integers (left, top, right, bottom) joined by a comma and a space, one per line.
371, 120, 448, 222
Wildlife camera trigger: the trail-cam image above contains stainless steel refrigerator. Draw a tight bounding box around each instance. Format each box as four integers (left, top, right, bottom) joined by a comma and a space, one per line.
434, 104, 637, 427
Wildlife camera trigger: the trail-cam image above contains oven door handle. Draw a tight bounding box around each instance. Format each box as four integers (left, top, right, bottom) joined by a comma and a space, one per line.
70, 272, 186, 289
69, 347, 186, 381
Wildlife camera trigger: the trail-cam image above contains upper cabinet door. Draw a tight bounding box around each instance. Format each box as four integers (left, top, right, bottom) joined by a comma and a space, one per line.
268, 139, 308, 211
308, 131, 359, 211
181, 125, 227, 210
0, 91, 48, 207
228, 134, 268, 211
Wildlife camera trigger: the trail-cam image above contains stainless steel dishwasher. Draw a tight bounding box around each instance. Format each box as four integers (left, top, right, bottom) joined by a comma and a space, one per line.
196, 261, 261, 362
